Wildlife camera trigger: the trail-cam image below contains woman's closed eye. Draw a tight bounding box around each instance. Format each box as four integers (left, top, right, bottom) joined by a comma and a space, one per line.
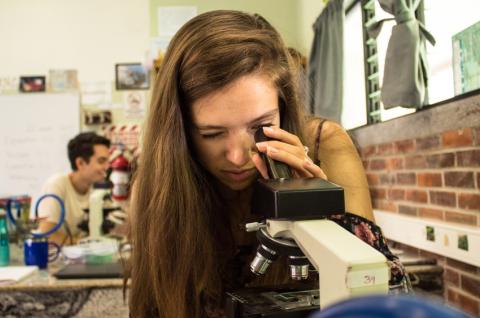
200, 131, 224, 139
199, 123, 274, 139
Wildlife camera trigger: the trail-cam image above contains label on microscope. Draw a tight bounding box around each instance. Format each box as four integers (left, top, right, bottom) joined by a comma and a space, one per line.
346, 267, 389, 288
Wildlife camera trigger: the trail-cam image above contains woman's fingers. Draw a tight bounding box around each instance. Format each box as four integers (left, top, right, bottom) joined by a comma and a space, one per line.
302, 159, 328, 179
262, 126, 302, 148
263, 145, 326, 179
251, 152, 269, 179
256, 140, 304, 158
293, 168, 314, 178
255, 126, 327, 180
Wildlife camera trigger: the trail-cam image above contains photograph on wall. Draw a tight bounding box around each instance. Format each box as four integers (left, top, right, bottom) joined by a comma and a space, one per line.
19, 76, 46, 93
84, 110, 112, 126
115, 63, 150, 90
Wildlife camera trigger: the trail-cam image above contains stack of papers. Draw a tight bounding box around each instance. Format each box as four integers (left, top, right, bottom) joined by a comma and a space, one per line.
0, 266, 38, 285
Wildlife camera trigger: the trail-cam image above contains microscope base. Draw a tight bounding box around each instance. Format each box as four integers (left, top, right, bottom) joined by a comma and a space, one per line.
226, 287, 319, 318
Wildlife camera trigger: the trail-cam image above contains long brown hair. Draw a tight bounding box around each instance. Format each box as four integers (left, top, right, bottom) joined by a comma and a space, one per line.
129, 10, 306, 318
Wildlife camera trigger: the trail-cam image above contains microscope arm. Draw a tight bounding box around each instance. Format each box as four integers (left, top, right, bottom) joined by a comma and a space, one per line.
89, 188, 110, 239
267, 219, 390, 308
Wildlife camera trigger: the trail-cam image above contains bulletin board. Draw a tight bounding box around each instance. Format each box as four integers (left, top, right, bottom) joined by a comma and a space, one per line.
0, 93, 80, 200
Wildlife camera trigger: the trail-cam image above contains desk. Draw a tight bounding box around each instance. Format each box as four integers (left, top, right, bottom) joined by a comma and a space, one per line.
0, 246, 129, 317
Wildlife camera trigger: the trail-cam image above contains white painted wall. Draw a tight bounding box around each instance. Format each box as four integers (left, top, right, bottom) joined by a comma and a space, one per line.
0, 0, 150, 83
0, 1, 328, 82
297, 0, 325, 56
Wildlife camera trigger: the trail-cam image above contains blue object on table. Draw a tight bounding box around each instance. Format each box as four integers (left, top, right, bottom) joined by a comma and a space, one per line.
308, 295, 470, 318
24, 237, 61, 269
32, 194, 65, 238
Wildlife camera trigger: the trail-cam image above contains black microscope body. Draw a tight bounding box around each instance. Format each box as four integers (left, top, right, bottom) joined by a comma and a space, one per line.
225, 176, 346, 318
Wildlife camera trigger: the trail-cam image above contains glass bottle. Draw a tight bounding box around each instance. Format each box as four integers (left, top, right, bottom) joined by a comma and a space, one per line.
0, 209, 10, 266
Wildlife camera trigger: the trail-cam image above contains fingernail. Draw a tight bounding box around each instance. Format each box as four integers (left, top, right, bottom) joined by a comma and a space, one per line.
256, 142, 267, 151
263, 126, 274, 133
267, 145, 278, 153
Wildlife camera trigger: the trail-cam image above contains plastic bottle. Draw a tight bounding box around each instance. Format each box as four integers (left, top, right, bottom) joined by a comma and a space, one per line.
0, 209, 10, 266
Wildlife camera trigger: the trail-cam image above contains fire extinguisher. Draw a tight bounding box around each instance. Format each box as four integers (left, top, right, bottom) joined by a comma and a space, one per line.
109, 154, 130, 201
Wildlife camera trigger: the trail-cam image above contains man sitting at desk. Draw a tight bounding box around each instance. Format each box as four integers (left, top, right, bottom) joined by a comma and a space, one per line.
37, 132, 111, 245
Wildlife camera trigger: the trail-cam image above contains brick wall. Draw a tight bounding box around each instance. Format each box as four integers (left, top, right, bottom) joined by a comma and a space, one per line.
349, 94, 480, 317
361, 127, 480, 225
392, 241, 480, 317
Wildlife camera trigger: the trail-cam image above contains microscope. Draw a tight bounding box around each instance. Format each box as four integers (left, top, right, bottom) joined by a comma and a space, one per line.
80, 151, 131, 239
225, 129, 389, 317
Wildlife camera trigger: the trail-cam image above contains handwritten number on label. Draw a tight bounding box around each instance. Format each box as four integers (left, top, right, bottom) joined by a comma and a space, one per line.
364, 275, 376, 285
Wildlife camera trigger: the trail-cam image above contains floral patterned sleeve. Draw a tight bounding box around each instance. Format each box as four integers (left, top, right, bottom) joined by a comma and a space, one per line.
329, 212, 408, 286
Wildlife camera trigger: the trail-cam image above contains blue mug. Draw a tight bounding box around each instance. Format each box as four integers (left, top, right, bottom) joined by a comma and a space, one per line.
24, 238, 60, 269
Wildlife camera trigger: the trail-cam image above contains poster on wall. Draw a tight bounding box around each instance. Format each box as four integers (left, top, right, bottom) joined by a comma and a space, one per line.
123, 91, 146, 119
157, 6, 197, 37
452, 20, 480, 95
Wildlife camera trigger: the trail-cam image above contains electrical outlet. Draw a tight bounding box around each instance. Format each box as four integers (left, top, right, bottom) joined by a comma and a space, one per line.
458, 234, 469, 251
426, 226, 435, 242
374, 210, 480, 267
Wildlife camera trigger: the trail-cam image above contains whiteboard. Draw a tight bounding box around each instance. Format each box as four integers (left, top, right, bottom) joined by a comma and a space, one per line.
0, 93, 80, 201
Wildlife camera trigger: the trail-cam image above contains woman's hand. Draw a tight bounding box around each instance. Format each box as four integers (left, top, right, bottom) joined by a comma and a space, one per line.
251, 126, 327, 180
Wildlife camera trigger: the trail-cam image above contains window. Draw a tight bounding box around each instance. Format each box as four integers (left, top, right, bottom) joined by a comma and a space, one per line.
342, 0, 480, 129
343, 2, 367, 129
372, 0, 415, 121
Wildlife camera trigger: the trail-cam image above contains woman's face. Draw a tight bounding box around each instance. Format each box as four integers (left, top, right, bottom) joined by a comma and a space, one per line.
190, 74, 281, 190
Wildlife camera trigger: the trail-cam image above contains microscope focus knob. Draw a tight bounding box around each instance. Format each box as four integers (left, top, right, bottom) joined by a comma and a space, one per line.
245, 222, 266, 232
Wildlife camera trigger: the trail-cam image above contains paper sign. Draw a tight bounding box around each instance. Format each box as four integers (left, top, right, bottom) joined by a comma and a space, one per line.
81, 81, 112, 105
124, 91, 146, 119
0, 77, 19, 93
97, 103, 123, 110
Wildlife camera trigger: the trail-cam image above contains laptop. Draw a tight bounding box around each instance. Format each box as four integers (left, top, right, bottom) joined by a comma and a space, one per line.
53, 262, 124, 279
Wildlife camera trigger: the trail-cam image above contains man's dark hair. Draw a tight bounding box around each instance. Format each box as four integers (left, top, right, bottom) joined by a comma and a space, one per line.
67, 132, 111, 170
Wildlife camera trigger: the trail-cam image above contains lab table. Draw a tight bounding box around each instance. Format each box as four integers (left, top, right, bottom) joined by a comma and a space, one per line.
0, 247, 129, 318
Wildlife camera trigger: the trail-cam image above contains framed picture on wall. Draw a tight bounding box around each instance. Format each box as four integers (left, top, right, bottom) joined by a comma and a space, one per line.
19, 76, 46, 93
115, 63, 150, 90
